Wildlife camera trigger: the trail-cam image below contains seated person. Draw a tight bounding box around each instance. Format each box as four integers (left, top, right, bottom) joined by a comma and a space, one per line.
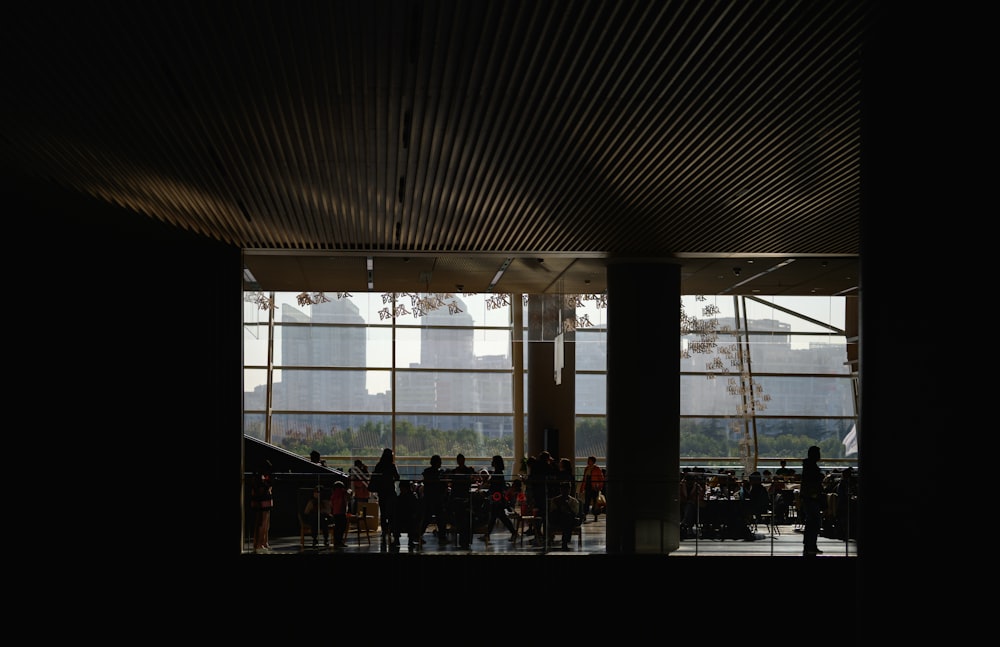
775, 460, 795, 478
740, 472, 770, 526
303, 486, 332, 547
768, 477, 790, 523
679, 471, 706, 536
548, 481, 580, 549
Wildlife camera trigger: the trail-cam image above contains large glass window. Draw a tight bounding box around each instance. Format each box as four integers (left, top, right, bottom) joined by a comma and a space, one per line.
244, 291, 857, 472
679, 295, 857, 472
244, 291, 517, 466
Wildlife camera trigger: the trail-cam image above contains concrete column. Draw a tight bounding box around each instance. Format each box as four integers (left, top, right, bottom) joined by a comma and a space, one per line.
605, 261, 681, 554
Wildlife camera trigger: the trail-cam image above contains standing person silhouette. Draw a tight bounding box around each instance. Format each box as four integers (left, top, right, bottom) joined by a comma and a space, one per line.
800, 445, 824, 556
371, 448, 400, 548
328, 481, 351, 548
481, 455, 518, 543
448, 453, 475, 549
527, 451, 555, 546
250, 460, 274, 551
420, 454, 450, 545
579, 455, 606, 522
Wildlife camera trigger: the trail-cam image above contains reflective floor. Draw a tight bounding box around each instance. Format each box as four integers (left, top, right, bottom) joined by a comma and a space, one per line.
244, 513, 857, 557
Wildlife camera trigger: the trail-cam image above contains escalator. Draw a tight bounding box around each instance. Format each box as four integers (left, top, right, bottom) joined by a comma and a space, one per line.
244, 435, 349, 541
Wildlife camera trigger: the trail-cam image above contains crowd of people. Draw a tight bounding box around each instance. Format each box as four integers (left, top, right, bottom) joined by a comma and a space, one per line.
272, 447, 859, 557
678, 449, 859, 554
292, 449, 608, 551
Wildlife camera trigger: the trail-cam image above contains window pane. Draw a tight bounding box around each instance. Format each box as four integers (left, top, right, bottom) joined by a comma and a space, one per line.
682, 333, 849, 375
244, 369, 269, 409
749, 376, 856, 417
576, 416, 607, 459
743, 296, 845, 332
681, 375, 740, 415
393, 414, 516, 463
266, 413, 392, 455
395, 327, 511, 369
270, 368, 390, 411
244, 323, 271, 366
742, 334, 850, 374
576, 327, 607, 370
395, 370, 512, 413
244, 412, 267, 440
755, 418, 857, 460
278, 323, 392, 368
577, 373, 606, 414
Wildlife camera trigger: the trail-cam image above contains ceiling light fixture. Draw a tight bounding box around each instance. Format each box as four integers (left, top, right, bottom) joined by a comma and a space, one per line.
487, 257, 514, 292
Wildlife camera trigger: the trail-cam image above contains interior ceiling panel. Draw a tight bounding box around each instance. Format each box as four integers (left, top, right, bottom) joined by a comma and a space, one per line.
1, 1, 873, 297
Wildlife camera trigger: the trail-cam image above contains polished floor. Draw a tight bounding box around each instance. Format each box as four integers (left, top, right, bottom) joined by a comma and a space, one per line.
244, 513, 857, 558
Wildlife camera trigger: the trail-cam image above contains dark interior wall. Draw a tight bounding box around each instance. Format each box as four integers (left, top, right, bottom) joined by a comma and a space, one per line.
6, 172, 240, 557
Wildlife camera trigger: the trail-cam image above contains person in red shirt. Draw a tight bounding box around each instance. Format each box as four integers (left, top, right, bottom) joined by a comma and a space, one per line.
579, 456, 606, 522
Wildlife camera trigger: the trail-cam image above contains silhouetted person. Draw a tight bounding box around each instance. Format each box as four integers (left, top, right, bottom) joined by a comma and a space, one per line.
371, 448, 400, 548
579, 455, 606, 522
800, 446, 824, 556
420, 454, 449, 545
740, 471, 770, 539
251, 460, 274, 551
329, 481, 350, 548
527, 451, 555, 545
303, 486, 332, 547
396, 480, 422, 548
448, 453, 475, 549
481, 455, 517, 543
549, 481, 580, 549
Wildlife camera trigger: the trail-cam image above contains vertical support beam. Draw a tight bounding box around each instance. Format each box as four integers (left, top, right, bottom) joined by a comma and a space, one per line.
605, 261, 681, 554
511, 295, 525, 473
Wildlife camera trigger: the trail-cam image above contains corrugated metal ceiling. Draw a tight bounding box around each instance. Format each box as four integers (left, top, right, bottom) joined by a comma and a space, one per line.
1, 1, 872, 295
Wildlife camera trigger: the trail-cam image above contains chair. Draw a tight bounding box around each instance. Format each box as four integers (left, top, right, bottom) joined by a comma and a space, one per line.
751, 507, 780, 537
790, 491, 804, 531
298, 487, 330, 549
351, 501, 378, 546
548, 520, 583, 547
543, 498, 584, 548
299, 512, 329, 549
514, 510, 539, 547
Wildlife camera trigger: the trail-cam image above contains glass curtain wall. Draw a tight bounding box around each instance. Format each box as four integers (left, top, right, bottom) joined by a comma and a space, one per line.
244, 291, 858, 477
678, 294, 857, 474
244, 291, 516, 479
